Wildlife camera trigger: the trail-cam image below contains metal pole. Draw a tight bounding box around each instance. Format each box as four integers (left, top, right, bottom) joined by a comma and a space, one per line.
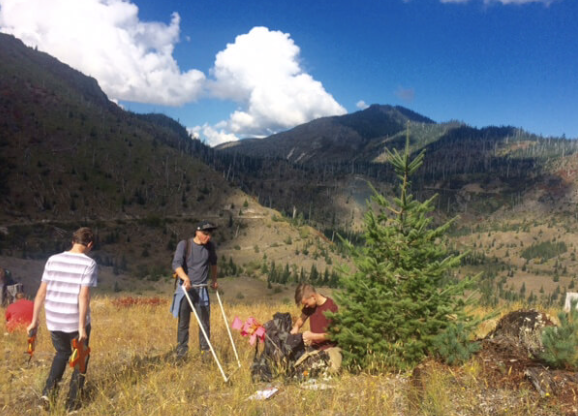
215, 290, 241, 368
181, 285, 229, 382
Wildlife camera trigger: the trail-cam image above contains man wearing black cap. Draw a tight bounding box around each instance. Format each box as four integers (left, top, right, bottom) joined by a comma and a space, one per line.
170, 220, 218, 360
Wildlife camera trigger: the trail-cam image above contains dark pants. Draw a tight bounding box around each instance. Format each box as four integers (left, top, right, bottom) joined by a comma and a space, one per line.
43, 325, 91, 409
177, 289, 210, 357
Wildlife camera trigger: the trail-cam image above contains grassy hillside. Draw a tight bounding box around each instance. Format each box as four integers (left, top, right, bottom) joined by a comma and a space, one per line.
0, 206, 345, 300
451, 215, 578, 308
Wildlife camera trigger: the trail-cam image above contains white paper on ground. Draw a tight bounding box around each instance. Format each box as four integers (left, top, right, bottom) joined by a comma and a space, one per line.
247, 387, 279, 400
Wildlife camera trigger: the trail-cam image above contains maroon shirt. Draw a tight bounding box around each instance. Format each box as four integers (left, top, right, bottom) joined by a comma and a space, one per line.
301, 296, 338, 350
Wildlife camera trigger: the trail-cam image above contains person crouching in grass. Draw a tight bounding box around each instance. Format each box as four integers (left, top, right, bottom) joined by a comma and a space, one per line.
291, 283, 342, 374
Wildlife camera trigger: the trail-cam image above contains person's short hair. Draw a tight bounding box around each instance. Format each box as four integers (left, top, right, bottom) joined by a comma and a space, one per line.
294, 283, 316, 306
15, 292, 25, 300
72, 227, 94, 246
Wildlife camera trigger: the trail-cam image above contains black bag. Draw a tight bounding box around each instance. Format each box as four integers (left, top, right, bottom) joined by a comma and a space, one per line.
250, 312, 305, 382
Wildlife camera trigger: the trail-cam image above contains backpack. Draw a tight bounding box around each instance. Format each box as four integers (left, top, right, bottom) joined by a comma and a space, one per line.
250, 312, 305, 382
172, 238, 191, 289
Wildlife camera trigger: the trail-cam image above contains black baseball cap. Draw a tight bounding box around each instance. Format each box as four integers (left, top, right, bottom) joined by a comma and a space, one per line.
196, 220, 217, 232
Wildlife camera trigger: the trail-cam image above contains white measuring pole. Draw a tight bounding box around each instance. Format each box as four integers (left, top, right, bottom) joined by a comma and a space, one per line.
215, 290, 241, 368
181, 285, 229, 382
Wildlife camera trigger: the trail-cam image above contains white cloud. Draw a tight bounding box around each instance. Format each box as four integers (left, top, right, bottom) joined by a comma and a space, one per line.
356, 100, 370, 110
0, 0, 205, 105
189, 125, 239, 147
198, 27, 347, 143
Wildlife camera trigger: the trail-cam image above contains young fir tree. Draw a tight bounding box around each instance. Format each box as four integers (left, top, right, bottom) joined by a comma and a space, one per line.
328, 128, 476, 371
539, 300, 578, 370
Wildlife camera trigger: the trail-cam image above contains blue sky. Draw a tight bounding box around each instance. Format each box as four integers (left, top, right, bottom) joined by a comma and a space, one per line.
1, 0, 576, 145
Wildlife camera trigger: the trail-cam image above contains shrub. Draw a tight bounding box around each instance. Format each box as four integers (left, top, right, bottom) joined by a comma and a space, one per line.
540, 300, 578, 370
432, 323, 481, 366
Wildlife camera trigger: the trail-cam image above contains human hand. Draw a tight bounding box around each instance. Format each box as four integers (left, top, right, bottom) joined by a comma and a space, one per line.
210, 280, 218, 290
78, 327, 87, 343
183, 277, 192, 291
302, 330, 314, 346
26, 322, 38, 336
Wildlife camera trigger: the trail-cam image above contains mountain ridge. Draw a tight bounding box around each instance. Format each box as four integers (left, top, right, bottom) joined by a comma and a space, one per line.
215, 104, 438, 163
213, 98, 577, 230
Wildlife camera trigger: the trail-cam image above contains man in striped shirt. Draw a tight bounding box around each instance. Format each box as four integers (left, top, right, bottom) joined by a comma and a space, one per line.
27, 227, 98, 413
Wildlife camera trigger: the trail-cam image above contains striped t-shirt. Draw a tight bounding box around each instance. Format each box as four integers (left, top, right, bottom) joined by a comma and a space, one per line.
42, 251, 98, 333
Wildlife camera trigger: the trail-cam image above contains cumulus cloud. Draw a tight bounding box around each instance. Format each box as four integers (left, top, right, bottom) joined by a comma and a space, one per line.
198, 27, 347, 145
188, 124, 239, 147
0, 0, 205, 105
356, 100, 370, 110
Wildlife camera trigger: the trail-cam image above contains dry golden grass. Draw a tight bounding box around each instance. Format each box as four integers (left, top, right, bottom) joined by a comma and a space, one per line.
0, 297, 566, 416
